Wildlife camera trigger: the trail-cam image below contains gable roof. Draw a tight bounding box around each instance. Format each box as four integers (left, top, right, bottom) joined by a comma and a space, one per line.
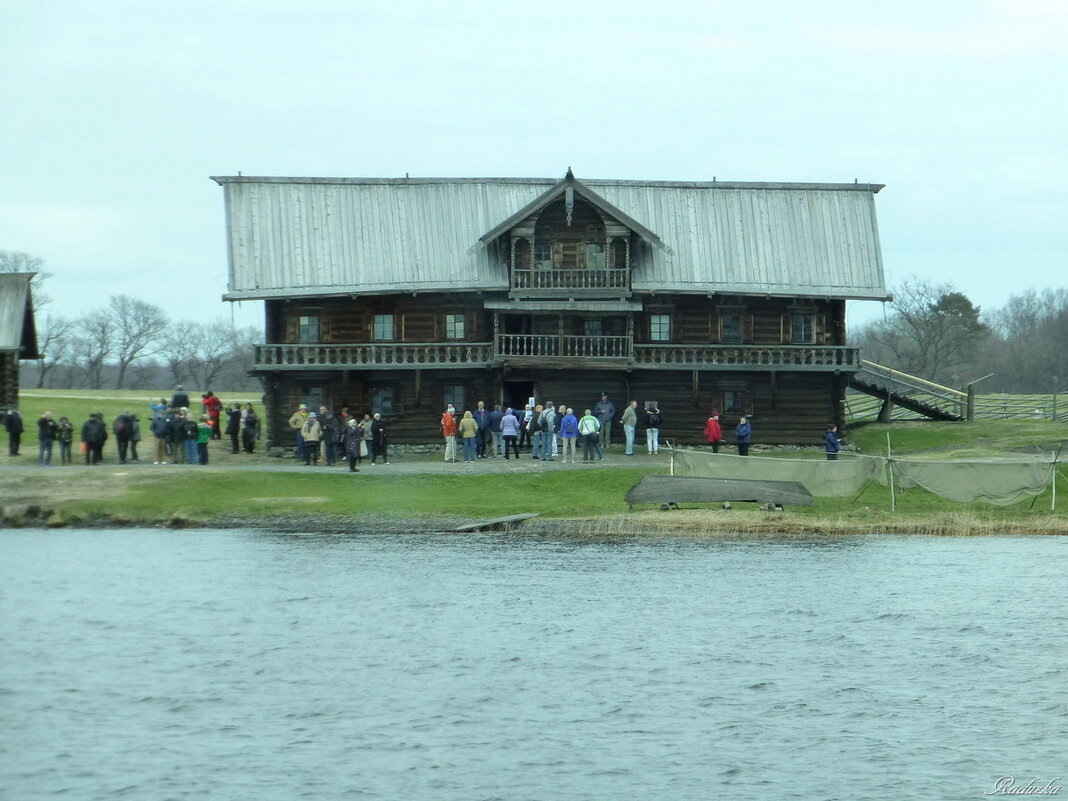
478, 169, 666, 249
0, 273, 39, 357
212, 175, 889, 302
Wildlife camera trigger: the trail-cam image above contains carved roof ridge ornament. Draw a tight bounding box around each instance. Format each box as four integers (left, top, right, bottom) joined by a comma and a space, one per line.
477, 169, 667, 250
565, 185, 574, 226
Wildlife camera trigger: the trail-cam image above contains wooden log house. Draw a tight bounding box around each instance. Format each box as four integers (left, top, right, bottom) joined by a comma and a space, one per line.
0, 273, 39, 413
212, 171, 889, 449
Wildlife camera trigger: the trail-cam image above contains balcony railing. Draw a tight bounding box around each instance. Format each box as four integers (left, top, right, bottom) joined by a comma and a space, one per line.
255, 341, 859, 372
632, 344, 860, 370
496, 334, 631, 360
511, 267, 629, 295
254, 343, 495, 370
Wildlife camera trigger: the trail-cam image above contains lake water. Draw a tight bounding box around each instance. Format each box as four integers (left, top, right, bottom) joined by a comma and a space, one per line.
1, 529, 1065, 801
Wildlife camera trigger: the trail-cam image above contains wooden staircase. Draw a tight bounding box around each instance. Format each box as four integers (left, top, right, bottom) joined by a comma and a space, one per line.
849, 360, 968, 422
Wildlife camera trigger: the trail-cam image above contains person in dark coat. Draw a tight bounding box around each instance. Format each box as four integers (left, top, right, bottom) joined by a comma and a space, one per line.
473, 401, 491, 458
57, 416, 74, 465
37, 411, 58, 466
224, 405, 241, 453
370, 413, 388, 464
241, 404, 261, 454
112, 410, 135, 464
81, 413, 108, 465
5, 406, 23, 456
170, 385, 190, 410
342, 418, 363, 472
150, 411, 171, 464
735, 416, 752, 457
824, 424, 843, 460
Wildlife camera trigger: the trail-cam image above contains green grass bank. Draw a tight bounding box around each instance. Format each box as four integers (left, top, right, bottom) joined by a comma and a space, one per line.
2, 390, 1067, 534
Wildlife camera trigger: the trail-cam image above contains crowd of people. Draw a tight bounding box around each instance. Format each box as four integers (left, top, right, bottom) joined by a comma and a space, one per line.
4, 386, 846, 467
286, 404, 384, 471
2, 386, 261, 467
428, 392, 667, 465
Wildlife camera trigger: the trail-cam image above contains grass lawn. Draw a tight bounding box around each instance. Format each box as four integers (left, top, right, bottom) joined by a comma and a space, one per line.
12, 389, 261, 441
3, 390, 1067, 532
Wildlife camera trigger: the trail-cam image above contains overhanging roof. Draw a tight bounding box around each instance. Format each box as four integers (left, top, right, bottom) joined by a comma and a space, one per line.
213, 175, 890, 302
0, 273, 39, 358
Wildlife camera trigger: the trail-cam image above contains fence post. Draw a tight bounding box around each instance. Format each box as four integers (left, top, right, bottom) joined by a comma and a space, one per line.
966, 385, 975, 422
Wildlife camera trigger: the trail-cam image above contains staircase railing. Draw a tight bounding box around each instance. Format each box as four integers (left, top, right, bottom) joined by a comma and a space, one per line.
853, 360, 968, 420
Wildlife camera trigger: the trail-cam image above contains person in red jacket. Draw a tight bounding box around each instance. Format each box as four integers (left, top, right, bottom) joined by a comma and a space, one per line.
704, 412, 723, 453
202, 391, 223, 439
441, 404, 458, 463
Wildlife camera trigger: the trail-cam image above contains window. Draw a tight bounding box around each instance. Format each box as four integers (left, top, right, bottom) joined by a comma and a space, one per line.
720, 313, 742, 344
791, 314, 816, 344
534, 242, 553, 269
650, 314, 671, 342
371, 386, 395, 415
302, 387, 323, 412
584, 319, 603, 337
586, 243, 606, 269
443, 384, 464, 411
297, 315, 319, 343
445, 314, 465, 340
722, 390, 745, 414
373, 314, 394, 341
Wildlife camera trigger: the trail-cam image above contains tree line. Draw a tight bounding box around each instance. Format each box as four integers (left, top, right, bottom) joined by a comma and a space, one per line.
853, 277, 1068, 394
2, 250, 262, 392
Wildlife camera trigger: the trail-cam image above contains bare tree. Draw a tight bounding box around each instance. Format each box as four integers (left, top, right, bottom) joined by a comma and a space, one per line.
988, 288, 1068, 391
0, 250, 52, 312
76, 309, 115, 389
865, 277, 989, 384
185, 320, 240, 390
108, 295, 169, 388
33, 315, 75, 388
161, 324, 199, 386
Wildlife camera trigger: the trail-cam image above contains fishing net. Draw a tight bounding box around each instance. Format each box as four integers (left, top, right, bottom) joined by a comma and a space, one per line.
670, 450, 886, 498
889, 458, 1055, 505
671, 449, 1057, 505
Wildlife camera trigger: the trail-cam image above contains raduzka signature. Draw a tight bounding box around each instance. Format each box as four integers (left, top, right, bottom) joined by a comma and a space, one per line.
985, 777, 1062, 796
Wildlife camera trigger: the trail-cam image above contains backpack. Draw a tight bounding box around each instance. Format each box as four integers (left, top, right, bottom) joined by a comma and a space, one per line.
648, 413, 661, 427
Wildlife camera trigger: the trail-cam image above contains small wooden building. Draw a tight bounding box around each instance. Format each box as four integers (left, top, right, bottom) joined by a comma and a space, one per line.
0, 273, 39, 412
212, 172, 889, 447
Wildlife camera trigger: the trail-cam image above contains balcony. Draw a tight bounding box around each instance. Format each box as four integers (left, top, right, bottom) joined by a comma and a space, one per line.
254, 342, 495, 371
497, 334, 631, 362
632, 344, 860, 371
510, 267, 629, 298
254, 342, 859, 372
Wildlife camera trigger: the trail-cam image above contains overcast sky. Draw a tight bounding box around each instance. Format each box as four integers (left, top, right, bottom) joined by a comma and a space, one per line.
2, 1, 1065, 332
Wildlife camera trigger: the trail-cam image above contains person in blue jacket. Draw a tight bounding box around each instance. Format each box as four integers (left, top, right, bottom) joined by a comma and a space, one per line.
824, 424, 842, 460
735, 415, 752, 456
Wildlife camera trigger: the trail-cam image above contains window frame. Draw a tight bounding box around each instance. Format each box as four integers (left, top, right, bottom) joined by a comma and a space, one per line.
297, 314, 320, 344
442, 384, 465, 412
370, 385, 396, 416
720, 313, 743, 344
372, 313, 395, 342
791, 314, 817, 344
722, 390, 745, 415
649, 313, 672, 343
444, 313, 466, 341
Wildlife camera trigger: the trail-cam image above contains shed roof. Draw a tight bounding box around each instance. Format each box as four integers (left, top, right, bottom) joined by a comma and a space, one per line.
0, 273, 38, 357
212, 175, 889, 302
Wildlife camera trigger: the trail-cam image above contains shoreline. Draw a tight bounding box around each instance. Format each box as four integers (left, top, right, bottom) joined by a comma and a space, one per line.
3, 506, 1065, 537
